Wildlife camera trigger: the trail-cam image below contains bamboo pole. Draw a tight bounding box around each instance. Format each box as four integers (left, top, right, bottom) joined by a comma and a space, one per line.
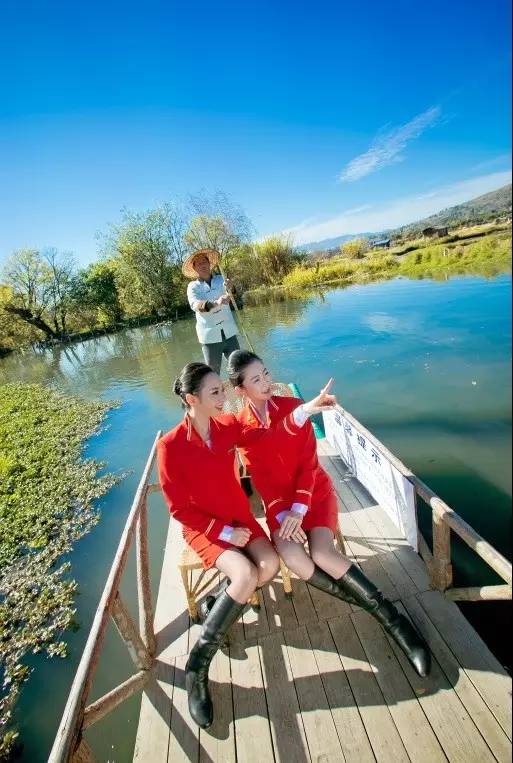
82, 670, 150, 730
136, 496, 156, 655
48, 431, 161, 763
218, 265, 256, 352
111, 593, 153, 670
445, 585, 512, 602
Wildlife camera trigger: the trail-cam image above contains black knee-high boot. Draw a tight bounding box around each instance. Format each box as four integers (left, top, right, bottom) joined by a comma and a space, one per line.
186, 591, 245, 728
339, 565, 431, 677
306, 565, 358, 605
198, 577, 230, 622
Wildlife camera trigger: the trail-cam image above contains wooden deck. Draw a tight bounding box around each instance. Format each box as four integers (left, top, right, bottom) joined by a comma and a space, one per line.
133, 440, 512, 763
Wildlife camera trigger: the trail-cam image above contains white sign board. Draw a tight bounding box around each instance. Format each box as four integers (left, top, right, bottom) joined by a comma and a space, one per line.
323, 409, 418, 550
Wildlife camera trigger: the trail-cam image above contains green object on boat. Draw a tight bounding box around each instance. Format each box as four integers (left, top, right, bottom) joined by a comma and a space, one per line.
287, 382, 325, 440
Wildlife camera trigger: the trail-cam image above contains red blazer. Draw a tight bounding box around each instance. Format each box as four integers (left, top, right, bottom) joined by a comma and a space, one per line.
236, 396, 333, 516
158, 412, 295, 539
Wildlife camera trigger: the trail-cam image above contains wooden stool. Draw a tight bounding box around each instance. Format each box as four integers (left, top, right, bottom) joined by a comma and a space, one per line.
178, 540, 259, 623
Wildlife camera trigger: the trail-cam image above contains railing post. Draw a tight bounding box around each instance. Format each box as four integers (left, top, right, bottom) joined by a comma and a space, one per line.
136, 495, 156, 655
431, 511, 453, 591
111, 593, 153, 670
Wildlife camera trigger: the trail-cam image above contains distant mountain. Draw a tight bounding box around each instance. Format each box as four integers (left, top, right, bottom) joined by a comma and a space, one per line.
299, 183, 512, 253
394, 183, 512, 237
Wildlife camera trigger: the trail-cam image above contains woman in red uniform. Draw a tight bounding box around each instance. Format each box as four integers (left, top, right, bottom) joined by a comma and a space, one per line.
228, 350, 431, 678
158, 362, 280, 729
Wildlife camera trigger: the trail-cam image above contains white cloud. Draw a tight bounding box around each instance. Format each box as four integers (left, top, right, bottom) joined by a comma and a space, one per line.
339, 106, 442, 182
281, 170, 512, 245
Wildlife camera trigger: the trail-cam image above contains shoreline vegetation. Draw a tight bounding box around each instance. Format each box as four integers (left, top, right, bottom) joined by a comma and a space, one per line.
0, 384, 121, 758
1, 222, 511, 357
244, 225, 512, 304
0, 185, 511, 358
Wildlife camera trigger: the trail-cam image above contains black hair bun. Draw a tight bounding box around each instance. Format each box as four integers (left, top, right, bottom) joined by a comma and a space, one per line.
173, 378, 182, 396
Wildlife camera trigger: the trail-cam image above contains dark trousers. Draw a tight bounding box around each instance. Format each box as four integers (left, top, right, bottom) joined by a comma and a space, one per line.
201, 332, 240, 375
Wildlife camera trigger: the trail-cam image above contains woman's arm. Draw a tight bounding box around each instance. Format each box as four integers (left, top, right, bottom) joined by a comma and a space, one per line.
158, 441, 226, 542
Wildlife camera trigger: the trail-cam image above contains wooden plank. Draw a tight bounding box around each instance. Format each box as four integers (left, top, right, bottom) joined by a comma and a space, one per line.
258, 630, 310, 763
167, 654, 200, 762
154, 520, 192, 660
306, 620, 375, 763
242, 586, 271, 641
290, 578, 320, 626
386, 602, 497, 763
352, 610, 446, 762
328, 614, 410, 762
199, 649, 236, 763
230, 640, 275, 763
261, 578, 299, 633
418, 590, 512, 738
284, 625, 345, 762
402, 595, 512, 763
133, 659, 174, 763
308, 579, 352, 622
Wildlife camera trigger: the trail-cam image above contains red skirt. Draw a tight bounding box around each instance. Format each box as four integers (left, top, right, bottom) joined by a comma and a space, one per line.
266, 488, 339, 535
183, 514, 268, 569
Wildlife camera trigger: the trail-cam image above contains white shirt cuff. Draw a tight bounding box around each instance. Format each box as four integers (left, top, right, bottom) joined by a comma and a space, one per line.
292, 405, 311, 428
276, 504, 308, 525
218, 525, 234, 542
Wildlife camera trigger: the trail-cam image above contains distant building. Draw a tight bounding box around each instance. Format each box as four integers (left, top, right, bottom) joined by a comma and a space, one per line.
370, 239, 391, 249
422, 226, 448, 238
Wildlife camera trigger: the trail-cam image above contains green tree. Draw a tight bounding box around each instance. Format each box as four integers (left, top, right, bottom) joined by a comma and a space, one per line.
184, 191, 253, 256
43, 248, 76, 335
340, 238, 369, 259
71, 261, 123, 325
1, 250, 57, 339
103, 205, 185, 317
254, 236, 296, 285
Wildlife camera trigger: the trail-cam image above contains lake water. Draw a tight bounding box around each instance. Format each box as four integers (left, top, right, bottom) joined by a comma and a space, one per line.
1, 273, 511, 761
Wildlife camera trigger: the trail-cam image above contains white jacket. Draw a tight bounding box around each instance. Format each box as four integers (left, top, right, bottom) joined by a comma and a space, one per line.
186, 274, 238, 344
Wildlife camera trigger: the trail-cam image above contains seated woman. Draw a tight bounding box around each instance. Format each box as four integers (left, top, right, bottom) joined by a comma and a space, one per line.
227, 350, 431, 678
158, 362, 280, 729
158, 362, 339, 728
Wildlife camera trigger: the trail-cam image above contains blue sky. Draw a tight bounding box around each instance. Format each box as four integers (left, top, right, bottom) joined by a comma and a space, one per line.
0, 0, 511, 264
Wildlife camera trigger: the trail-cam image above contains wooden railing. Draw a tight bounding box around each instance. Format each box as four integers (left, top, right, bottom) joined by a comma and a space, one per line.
335, 404, 512, 602
48, 431, 162, 763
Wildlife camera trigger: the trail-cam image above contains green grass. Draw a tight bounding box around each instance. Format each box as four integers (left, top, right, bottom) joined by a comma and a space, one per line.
244, 230, 511, 303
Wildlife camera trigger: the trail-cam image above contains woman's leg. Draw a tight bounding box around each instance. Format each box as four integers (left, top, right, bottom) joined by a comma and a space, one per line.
186, 549, 258, 729
214, 548, 258, 603
245, 537, 280, 587
308, 527, 352, 578
272, 530, 315, 579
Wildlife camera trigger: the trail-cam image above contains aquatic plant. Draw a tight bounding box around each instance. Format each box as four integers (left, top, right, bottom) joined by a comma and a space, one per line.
0, 384, 122, 758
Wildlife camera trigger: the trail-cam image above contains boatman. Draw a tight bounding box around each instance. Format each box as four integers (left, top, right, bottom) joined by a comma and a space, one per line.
183, 248, 240, 375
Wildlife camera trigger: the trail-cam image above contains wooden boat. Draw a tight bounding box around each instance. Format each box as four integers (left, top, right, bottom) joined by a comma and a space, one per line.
49, 390, 512, 763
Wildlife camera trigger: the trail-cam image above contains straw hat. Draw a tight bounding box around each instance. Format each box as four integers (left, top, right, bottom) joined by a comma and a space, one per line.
181, 248, 220, 279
